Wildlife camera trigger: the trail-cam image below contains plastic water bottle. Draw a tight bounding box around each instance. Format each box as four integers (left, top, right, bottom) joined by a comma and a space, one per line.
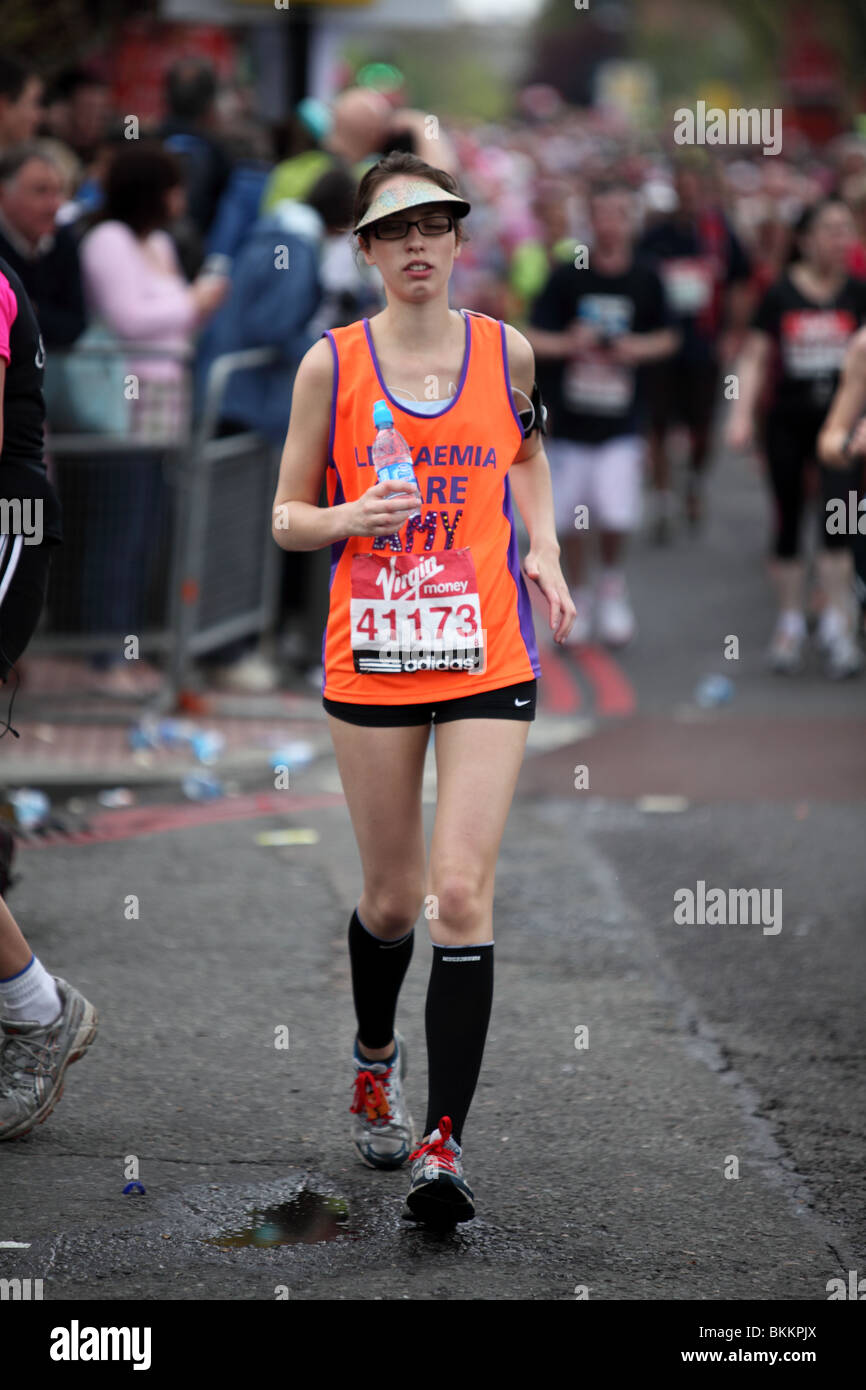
181, 773, 223, 801
157, 718, 199, 748
694, 674, 735, 708
8, 788, 50, 831
191, 730, 225, 765
370, 400, 421, 520
127, 716, 161, 751
269, 740, 315, 773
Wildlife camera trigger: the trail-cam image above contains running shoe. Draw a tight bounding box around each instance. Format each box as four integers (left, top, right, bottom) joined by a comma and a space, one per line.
350, 1029, 414, 1169
403, 1115, 475, 1227
0, 977, 98, 1141
824, 629, 864, 679
815, 605, 841, 652
767, 612, 806, 674
596, 575, 636, 646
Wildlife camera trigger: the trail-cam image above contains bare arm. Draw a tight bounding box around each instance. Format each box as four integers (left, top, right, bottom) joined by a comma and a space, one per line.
523, 323, 577, 360
608, 324, 680, 366
725, 328, 772, 449
270, 337, 424, 552
504, 324, 575, 642
718, 279, 754, 362
818, 328, 866, 466
504, 324, 560, 555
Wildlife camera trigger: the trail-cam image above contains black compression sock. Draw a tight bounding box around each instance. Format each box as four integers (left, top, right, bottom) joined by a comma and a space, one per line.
348, 907, 414, 1052
424, 941, 494, 1147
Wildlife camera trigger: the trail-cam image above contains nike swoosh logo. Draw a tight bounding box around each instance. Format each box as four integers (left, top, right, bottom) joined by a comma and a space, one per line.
514, 698, 531, 706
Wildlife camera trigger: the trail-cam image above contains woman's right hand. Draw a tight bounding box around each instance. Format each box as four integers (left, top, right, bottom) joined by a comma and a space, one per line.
190, 273, 230, 320
348, 478, 423, 537
566, 319, 602, 357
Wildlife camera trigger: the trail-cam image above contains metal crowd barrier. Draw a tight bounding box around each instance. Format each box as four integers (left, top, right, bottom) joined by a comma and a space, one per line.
29, 342, 281, 718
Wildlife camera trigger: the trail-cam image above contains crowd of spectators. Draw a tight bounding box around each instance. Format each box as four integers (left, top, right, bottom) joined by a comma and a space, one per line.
1, 53, 865, 691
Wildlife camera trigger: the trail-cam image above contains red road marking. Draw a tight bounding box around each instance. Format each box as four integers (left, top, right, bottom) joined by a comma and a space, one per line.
18, 791, 346, 849
527, 581, 582, 712
571, 644, 636, 716
537, 640, 582, 713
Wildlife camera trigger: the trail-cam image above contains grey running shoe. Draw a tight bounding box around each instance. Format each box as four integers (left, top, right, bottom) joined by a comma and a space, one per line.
403, 1115, 475, 1227
767, 615, 806, 674
350, 1029, 414, 1169
0, 977, 98, 1141
820, 610, 865, 678
825, 631, 864, 679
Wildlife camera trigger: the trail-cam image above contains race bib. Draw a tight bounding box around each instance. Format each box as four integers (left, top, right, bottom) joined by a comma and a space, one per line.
562, 355, 635, 415
780, 309, 857, 380
350, 548, 486, 674
660, 257, 715, 315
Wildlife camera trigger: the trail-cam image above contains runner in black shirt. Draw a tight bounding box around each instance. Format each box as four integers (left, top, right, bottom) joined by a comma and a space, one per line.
528, 182, 678, 644
817, 327, 866, 636
726, 197, 866, 678
0, 256, 62, 545
0, 252, 98, 1140
639, 162, 751, 538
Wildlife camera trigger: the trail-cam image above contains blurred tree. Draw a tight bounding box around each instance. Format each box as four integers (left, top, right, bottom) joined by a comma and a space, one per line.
529, 0, 629, 104
343, 30, 513, 122
533, 0, 866, 112
717, 0, 866, 80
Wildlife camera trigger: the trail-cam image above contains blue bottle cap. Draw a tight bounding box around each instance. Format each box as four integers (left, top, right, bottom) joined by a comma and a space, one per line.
373, 399, 393, 428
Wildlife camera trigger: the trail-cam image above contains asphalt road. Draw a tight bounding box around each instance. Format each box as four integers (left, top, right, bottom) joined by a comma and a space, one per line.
1, 443, 863, 1302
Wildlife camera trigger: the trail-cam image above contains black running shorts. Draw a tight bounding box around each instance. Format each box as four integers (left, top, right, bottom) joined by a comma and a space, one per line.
322, 678, 537, 727
648, 355, 719, 435
0, 536, 52, 682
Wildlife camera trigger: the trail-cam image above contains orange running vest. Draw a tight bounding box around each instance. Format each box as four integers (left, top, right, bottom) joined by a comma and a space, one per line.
320, 309, 541, 704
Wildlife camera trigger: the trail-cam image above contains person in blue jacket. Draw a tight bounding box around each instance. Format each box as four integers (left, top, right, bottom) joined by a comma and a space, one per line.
195, 166, 364, 446
195, 166, 378, 689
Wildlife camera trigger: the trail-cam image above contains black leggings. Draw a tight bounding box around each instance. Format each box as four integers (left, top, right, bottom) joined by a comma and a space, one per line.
0, 536, 53, 683
763, 412, 861, 560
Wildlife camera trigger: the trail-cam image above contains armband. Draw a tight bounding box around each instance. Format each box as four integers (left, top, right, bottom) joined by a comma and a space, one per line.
518, 380, 549, 438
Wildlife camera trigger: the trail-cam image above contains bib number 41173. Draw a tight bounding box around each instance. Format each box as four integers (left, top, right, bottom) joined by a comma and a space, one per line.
349, 548, 486, 674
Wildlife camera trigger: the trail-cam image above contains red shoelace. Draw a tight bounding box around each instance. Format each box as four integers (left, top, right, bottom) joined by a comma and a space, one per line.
350, 1067, 393, 1123
409, 1115, 456, 1171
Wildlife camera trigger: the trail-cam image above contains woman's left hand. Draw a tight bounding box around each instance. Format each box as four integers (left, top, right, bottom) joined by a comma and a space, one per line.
823, 417, 866, 469
523, 547, 576, 644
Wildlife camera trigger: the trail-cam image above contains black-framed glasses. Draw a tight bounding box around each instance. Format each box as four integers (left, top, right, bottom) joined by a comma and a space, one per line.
371, 214, 455, 240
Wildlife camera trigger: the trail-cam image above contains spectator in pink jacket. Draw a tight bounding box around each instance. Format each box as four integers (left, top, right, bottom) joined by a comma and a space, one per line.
79, 142, 227, 442
73, 143, 227, 695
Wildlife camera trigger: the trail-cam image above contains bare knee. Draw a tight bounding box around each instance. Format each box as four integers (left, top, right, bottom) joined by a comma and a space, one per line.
428, 869, 487, 938
359, 885, 424, 939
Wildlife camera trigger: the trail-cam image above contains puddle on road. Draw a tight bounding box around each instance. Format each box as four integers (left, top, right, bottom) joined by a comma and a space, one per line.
207, 1190, 357, 1248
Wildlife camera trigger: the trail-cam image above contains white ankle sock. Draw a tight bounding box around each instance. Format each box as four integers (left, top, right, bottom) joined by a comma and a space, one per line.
779, 609, 806, 637
0, 955, 63, 1025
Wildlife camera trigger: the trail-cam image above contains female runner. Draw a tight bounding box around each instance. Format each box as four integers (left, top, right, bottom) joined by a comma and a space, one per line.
817, 324, 866, 638
726, 197, 866, 676
272, 151, 575, 1227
